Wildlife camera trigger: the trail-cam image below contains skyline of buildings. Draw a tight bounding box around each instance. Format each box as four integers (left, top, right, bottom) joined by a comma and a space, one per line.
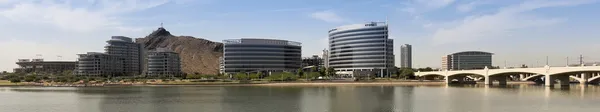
7, 22, 508, 76
400, 44, 412, 68
328, 22, 395, 78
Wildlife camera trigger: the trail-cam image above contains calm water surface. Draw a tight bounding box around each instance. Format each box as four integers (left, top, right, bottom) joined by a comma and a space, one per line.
1, 84, 600, 112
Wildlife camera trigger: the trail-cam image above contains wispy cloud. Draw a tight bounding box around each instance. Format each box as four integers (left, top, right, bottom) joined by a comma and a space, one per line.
0, 0, 167, 32
456, 0, 491, 13
401, 0, 456, 14
431, 0, 595, 45
310, 10, 346, 23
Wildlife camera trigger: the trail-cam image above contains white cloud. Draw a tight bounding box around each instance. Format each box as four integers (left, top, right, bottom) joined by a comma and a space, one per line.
0, 0, 167, 32
431, 0, 594, 45
310, 10, 346, 23
456, 1, 486, 12
416, 0, 456, 9
401, 0, 456, 14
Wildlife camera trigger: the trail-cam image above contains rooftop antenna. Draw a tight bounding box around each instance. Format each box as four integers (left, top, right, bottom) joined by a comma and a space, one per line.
385, 16, 389, 24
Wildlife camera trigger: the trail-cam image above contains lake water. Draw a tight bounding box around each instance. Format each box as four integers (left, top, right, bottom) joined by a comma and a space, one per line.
1, 84, 600, 112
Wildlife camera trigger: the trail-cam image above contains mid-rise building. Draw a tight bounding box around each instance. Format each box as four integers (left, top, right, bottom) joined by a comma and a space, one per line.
328, 22, 394, 78
105, 36, 144, 75
400, 44, 412, 68
302, 55, 323, 68
222, 38, 301, 74
146, 48, 182, 77
14, 59, 76, 74
441, 51, 493, 70
77, 36, 144, 76
76, 52, 124, 77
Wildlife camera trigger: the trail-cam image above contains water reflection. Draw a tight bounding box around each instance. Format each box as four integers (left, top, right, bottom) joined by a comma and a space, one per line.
1, 84, 600, 112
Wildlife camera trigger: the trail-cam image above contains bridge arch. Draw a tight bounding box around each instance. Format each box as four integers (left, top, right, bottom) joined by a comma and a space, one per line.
447, 72, 485, 77
488, 71, 545, 77
548, 70, 600, 76
419, 73, 445, 77
589, 75, 600, 82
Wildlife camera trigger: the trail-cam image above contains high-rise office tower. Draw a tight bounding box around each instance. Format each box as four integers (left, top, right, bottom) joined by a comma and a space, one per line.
328, 22, 394, 78
400, 44, 412, 68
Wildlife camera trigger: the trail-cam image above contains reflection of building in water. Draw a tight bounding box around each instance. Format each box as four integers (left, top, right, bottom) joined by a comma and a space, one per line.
328, 86, 395, 112
221, 87, 302, 112
394, 86, 414, 112
300, 87, 332, 112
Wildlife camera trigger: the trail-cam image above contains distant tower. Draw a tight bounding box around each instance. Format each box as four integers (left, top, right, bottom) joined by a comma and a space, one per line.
322, 49, 329, 68
400, 44, 412, 68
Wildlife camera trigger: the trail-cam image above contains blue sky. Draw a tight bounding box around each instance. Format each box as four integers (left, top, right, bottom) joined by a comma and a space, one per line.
1, 0, 600, 71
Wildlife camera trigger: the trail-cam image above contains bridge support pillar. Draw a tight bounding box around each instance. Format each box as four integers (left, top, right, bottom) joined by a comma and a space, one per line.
581, 73, 588, 84
485, 75, 507, 85
519, 74, 525, 81
545, 75, 570, 86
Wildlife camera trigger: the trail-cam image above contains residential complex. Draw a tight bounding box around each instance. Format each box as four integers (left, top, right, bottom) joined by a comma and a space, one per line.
328, 22, 394, 78
105, 36, 144, 75
76, 52, 124, 77
222, 38, 302, 74
76, 36, 144, 76
146, 48, 182, 77
302, 55, 324, 68
441, 51, 493, 70
400, 44, 412, 68
14, 59, 76, 74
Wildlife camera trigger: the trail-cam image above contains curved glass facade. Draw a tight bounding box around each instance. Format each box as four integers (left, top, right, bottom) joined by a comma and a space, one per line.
328, 22, 394, 77
223, 39, 301, 74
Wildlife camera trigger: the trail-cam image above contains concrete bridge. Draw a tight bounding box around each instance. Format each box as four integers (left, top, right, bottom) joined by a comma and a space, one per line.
416, 65, 600, 86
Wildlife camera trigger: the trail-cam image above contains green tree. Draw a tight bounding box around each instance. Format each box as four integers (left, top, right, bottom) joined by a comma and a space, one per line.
10, 77, 21, 83
249, 73, 261, 79
417, 67, 434, 72
24, 75, 36, 82
398, 68, 415, 79
319, 67, 326, 76
307, 72, 320, 79
234, 72, 248, 80
326, 67, 336, 77
297, 68, 304, 77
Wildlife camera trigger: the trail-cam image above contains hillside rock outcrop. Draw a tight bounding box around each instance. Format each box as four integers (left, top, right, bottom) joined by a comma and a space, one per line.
136, 27, 223, 75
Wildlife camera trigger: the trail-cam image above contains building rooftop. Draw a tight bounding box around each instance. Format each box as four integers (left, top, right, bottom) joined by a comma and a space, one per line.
223, 38, 301, 46
328, 22, 387, 33
451, 51, 494, 55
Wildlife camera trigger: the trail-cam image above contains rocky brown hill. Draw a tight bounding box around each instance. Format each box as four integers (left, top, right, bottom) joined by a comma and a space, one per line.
136, 27, 223, 75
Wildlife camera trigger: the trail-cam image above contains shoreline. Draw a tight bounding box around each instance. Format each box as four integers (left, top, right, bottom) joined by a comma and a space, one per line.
0, 81, 537, 87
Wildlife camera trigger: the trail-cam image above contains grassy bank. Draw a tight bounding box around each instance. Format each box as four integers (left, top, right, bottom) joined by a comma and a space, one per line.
0, 80, 25, 86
